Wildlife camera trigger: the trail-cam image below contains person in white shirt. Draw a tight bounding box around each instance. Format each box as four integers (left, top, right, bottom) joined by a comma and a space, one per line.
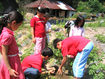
46, 22, 51, 42
64, 15, 85, 37
44, 13, 52, 47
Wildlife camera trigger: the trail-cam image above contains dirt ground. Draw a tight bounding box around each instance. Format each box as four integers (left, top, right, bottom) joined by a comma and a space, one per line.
47, 26, 105, 78
0, 25, 104, 79
50, 26, 105, 53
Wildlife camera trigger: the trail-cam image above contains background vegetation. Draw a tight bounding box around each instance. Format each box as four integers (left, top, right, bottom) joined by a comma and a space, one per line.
14, 16, 105, 79
0, 0, 105, 14
0, 0, 105, 79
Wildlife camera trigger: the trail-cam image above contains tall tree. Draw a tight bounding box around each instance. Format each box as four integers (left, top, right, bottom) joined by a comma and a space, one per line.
0, 0, 19, 13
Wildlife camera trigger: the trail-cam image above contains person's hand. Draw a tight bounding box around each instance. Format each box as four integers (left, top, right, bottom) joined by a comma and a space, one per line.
57, 67, 63, 75
67, 55, 74, 58
32, 38, 36, 43
9, 69, 19, 77
48, 29, 51, 33
48, 67, 55, 74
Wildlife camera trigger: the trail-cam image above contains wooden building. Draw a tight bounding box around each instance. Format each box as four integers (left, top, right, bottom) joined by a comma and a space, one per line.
25, 0, 76, 18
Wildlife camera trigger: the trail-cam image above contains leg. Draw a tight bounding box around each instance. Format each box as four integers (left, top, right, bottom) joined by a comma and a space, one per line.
73, 42, 93, 78
42, 37, 46, 50
45, 37, 48, 48
34, 37, 43, 54
24, 67, 40, 79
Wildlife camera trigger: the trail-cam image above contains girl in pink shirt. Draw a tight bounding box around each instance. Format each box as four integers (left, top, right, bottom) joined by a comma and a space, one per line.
0, 11, 25, 79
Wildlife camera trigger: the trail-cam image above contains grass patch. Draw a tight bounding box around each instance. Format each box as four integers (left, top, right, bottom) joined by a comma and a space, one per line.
83, 47, 105, 79
95, 34, 105, 43
20, 43, 34, 61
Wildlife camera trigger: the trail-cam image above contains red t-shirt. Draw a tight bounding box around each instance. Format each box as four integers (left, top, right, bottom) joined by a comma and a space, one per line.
61, 36, 90, 57
21, 54, 43, 73
30, 15, 46, 37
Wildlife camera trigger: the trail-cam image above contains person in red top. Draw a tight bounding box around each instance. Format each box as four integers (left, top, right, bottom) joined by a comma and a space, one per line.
53, 36, 94, 79
21, 47, 53, 79
30, 7, 46, 54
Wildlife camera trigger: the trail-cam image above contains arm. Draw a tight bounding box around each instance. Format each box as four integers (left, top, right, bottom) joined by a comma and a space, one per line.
48, 23, 52, 33
46, 29, 51, 33
46, 22, 51, 33
31, 27, 36, 43
81, 28, 85, 37
57, 56, 67, 74
2, 45, 18, 77
30, 17, 36, 43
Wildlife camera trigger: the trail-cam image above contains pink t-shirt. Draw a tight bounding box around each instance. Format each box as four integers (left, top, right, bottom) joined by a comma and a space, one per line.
0, 27, 19, 55
30, 15, 46, 37
61, 36, 90, 57
22, 53, 43, 73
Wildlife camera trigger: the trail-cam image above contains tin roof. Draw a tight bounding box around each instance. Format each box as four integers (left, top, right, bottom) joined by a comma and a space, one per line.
25, 0, 76, 11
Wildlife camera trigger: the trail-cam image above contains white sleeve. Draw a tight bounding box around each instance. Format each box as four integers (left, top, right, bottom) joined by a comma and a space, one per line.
48, 22, 51, 29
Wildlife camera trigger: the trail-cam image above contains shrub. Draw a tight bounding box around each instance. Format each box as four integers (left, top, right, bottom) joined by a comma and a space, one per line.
84, 47, 105, 79
95, 34, 105, 43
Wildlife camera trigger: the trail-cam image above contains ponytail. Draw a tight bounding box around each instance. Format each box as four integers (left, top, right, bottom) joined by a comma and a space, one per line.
0, 11, 23, 34
0, 14, 9, 34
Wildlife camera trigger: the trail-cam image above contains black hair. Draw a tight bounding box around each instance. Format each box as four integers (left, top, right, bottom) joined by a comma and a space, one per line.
44, 12, 50, 18
41, 47, 53, 57
0, 11, 23, 34
37, 7, 46, 14
74, 15, 85, 27
53, 38, 62, 49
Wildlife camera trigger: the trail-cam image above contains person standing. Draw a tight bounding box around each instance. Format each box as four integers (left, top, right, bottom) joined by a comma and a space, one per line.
0, 11, 25, 79
64, 15, 85, 37
30, 7, 46, 54
44, 13, 52, 47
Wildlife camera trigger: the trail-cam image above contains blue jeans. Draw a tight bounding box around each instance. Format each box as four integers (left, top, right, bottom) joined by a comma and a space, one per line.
24, 67, 40, 79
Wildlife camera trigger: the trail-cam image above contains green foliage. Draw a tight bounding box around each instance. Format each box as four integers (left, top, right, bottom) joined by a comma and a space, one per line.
20, 43, 34, 61
95, 34, 105, 43
87, 47, 101, 64
72, 13, 79, 18
84, 47, 105, 79
85, 18, 105, 28
55, 20, 66, 28
88, 0, 105, 13
77, 1, 90, 13
49, 44, 62, 64
0, 2, 4, 12
76, 0, 105, 14
88, 63, 105, 79
56, 32, 65, 39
